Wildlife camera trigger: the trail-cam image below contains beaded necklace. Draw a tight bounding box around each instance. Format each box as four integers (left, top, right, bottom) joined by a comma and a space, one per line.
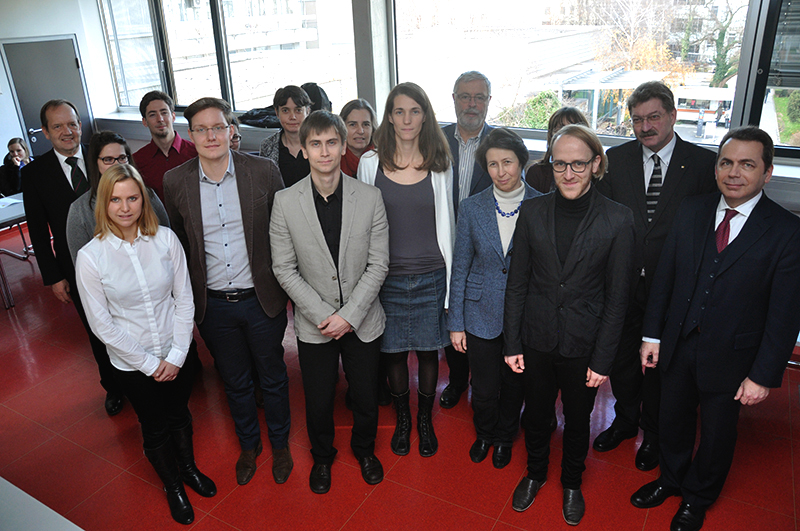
495, 197, 523, 218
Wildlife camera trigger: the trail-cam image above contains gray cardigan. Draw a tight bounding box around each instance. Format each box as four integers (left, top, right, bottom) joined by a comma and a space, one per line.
66, 190, 171, 264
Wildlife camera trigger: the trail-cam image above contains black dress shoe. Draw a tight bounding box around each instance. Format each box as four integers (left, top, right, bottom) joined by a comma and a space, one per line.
512, 477, 546, 512
635, 437, 660, 471
593, 425, 638, 452
469, 439, 491, 463
357, 455, 384, 485
492, 445, 512, 469
671, 503, 705, 531
562, 488, 585, 526
104, 392, 123, 416
309, 463, 332, 494
439, 384, 466, 409
631, 480, 680, 508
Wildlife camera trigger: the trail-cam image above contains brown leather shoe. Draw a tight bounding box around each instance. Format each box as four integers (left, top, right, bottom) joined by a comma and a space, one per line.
236, 440, 263, 485
272, 446, 293, 484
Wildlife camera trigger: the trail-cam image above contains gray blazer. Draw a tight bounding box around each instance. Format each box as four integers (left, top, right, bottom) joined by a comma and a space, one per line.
270, 174, 389, 343
448, 183, 542, 339
163, 150, 288, 324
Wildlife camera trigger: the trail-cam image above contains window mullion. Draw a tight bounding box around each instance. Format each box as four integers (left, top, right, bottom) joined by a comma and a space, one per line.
209, 0, 234, 105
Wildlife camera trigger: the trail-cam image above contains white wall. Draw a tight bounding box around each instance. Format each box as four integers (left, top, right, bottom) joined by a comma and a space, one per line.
0, 0, 115, 147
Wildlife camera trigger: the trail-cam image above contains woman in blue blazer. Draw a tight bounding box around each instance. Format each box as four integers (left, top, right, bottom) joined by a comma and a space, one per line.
448, 128, 542, 468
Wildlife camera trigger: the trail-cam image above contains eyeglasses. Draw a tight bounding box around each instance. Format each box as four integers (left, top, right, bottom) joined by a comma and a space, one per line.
191, 125, 229, 135
456, 93, 488, 104
550, 157, 595, 173
98, 155, 128, 165
231, 134, 242, 142
630, 112, 664, 126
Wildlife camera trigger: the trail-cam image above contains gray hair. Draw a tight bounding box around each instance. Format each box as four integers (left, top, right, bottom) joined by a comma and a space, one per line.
453, 71, 491, 95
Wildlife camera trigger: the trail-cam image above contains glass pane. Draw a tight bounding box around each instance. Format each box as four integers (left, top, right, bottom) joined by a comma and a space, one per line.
764, 0, 800, 147
162, 0, 223, 105
99, 0, 162, 107
395, 0, 749, 146
222, 0, 358, 112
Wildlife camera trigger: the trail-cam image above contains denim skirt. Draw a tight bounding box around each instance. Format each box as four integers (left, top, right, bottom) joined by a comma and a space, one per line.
379, 267, 450, 353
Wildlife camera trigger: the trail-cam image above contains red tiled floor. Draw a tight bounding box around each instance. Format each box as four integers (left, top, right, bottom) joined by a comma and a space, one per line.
0, 223, 798, 530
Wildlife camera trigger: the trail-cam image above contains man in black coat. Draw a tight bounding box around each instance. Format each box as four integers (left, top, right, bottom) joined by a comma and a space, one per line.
630, 126, 800, 531
594, 81, 717, 471
22, 99, 124, 415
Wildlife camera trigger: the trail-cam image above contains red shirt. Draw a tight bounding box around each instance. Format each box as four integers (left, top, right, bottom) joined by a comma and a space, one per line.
340, 144, 373, 178
133, 132, 197, 201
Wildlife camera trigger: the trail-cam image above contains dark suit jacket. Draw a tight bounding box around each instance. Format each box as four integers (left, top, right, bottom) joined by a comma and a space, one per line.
22, 147, 88, 286
643, 192, 800, 393
163, 150, 288, 324
597, 134, 717, 293
442, 122, 494, 216
503, 187, 635, 375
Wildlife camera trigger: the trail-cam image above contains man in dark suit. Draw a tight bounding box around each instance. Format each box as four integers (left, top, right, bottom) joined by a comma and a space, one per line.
594, 81, 717, 470
22, 99, 125, 416
439, 70, 494, 408
630, 126, 800, 531
163, 97, 292, 487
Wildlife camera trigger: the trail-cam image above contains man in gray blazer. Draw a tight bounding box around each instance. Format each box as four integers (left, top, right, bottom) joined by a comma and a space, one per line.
271, 111, 389, 495
163, 97, 292, 488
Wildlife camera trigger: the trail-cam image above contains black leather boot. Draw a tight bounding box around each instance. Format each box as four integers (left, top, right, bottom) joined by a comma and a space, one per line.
417, 391, 438, 457
144, 441, 195, 525
171, 423, 217, 497
391, 390, 411, 456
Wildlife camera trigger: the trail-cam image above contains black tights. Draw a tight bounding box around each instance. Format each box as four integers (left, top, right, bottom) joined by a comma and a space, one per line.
385, 350, 439, 396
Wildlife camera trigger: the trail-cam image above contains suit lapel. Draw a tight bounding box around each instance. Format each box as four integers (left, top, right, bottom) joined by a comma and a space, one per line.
45, 149, 79, 200
626, 143, 648, 228
475, 189, 505, 261
717, 195, 772, 276
184, 158, 206, 264
298, 177, 337, 270
233, 153, 255, 261
693, 195, 717, 275
649, 136, 687, 231
338, 175, 357, 267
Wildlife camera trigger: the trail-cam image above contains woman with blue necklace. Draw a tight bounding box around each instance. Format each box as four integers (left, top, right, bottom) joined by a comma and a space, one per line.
448, 128, 542, 468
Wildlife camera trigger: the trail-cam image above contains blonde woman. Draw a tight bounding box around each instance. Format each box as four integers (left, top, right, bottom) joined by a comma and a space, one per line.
76, 164, 215, 525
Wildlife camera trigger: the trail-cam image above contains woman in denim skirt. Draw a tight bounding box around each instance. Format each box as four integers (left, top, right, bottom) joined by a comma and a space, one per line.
358, 82, 454, 457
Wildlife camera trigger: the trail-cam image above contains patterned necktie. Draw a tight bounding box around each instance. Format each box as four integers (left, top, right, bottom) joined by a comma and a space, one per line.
66, 156, 89, 195
715, 208, 738, 253
645, 154, 662, 223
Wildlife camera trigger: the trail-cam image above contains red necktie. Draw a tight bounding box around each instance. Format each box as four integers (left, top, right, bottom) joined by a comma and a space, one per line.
715, 208, 738, 253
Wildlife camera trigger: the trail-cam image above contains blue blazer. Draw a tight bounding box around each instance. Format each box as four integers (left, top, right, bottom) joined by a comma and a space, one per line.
442, 122, 494, 217
448, 183, 542, 339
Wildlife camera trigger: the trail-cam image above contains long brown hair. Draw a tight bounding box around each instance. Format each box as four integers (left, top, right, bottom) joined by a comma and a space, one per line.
373, 82, 451, 173
94, 164, 159, 240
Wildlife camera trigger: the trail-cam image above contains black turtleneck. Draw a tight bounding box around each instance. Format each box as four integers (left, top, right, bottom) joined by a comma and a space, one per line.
555, 186, 592, 266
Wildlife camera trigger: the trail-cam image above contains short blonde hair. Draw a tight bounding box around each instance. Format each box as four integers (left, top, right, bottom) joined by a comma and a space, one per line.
551, 124, 608, 179
94, 164, 159, 240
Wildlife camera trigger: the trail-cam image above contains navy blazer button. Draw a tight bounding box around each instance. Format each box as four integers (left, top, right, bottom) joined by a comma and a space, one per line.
502, 268, 507, 274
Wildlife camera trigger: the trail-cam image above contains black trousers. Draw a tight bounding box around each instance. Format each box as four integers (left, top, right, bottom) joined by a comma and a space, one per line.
297, 333, 381, 465
113, 364, 193, 450
657, 332, 742, 509
69, 278, 124, 397
607, 276, 660, 436
466, 332, 524, 445
522, 345, 597, 489
444, 343, 469, 390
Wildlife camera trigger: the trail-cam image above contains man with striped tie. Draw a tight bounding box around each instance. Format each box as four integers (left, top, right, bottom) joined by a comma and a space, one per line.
594, 81, 717, 471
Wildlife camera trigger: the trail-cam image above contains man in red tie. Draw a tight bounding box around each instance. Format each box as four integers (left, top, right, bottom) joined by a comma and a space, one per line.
630, 126, 800, 531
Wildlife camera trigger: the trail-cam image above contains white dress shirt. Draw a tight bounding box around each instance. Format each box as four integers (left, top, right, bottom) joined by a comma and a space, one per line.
642, 133, 677, 189
75, 227, 194, 376
715, 192, 762, 245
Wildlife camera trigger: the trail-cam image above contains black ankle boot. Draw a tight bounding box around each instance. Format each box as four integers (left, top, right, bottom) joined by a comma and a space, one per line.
144, 441, 195, 525
171, 423, 217, 497
417, 391, 438, 457
391, 390, 411, 456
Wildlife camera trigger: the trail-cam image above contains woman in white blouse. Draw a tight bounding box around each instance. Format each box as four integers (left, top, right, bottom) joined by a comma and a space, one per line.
76, 164, 215, 525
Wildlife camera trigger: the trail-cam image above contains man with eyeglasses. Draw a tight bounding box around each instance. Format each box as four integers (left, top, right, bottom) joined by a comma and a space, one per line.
439, 71, 495, 410
594, 81, 717, 472
133, 91, 198, 201
163, 97, 294, 488
22, 100, 127, 417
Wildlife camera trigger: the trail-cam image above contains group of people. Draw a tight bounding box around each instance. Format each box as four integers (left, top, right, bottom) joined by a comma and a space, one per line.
17, 73, 800, 531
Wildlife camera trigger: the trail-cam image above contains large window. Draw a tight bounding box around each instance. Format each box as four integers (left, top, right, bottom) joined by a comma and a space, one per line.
100, 0, 358, 111
395, 0, 751, 147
